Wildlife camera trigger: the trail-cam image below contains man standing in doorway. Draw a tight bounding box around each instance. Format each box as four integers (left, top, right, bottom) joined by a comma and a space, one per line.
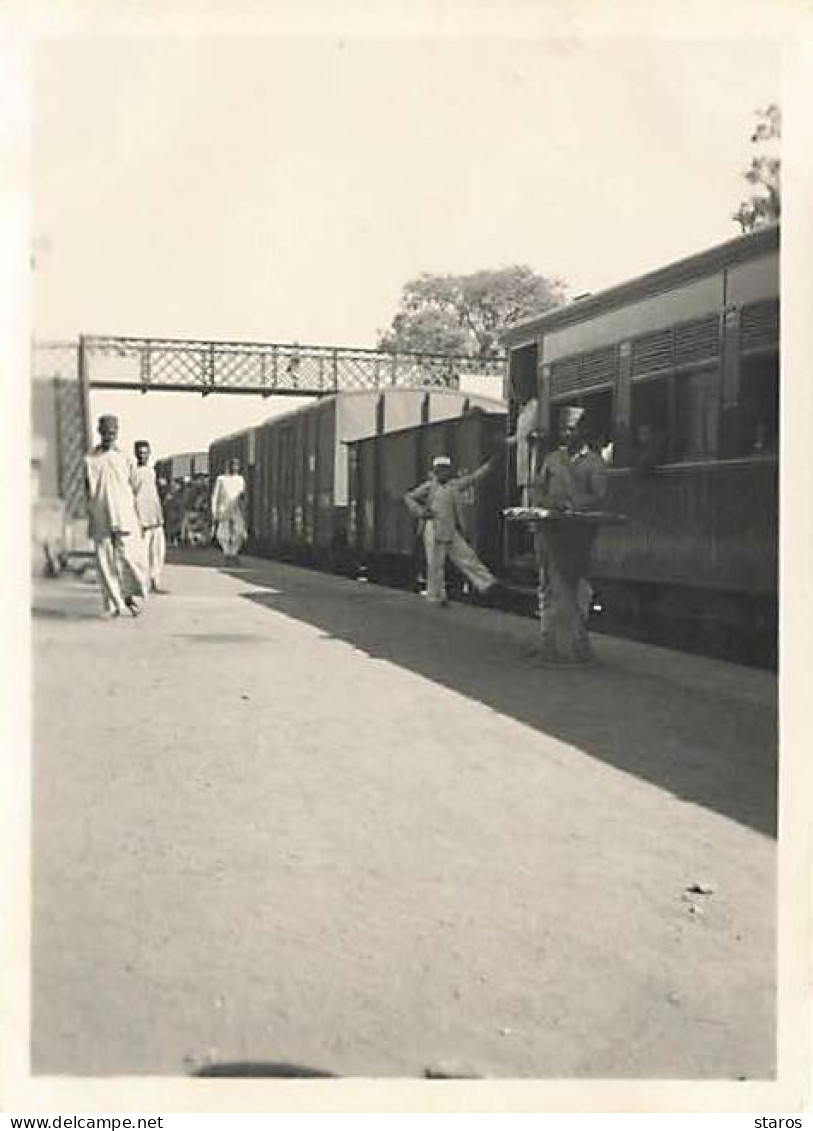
84, 415, 149, 618
132, 440, 168, 594
404, 454, 498, 608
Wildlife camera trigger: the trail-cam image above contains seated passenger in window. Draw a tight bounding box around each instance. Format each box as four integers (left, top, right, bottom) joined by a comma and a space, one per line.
631, 422, 665, 477
595, 430, 615, 465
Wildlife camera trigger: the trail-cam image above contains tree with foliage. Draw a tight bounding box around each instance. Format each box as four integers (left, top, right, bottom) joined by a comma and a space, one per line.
733, 104, 781, 234
378, 265, 567, 359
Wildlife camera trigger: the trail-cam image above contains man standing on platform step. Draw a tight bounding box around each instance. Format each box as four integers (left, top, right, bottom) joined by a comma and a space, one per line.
530, 404, 608, 627
404, 453, 498, 608
132, 440, 168, 594
84, 414, 149, 619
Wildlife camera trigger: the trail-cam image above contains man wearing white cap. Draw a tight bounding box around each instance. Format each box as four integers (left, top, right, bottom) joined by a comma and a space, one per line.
404, 453, 497, 607
84, 414, 149, 617
531, 404, 608, 624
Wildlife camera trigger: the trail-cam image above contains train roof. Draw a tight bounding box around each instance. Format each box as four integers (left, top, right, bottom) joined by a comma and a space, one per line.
209, 386, 506, 447
154, 449, 208, 463
502, 224, 779, 348
344, 404, 507, 449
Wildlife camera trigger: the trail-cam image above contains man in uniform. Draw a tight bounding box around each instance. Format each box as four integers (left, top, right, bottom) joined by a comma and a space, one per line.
404, 454, 498, 608
84, 415, 149, 618
132, 440, 168, 593
530, 405, 608, 628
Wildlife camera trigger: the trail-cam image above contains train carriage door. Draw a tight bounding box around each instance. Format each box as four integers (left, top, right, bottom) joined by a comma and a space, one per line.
507, 342, 539, 500
505, 342, 539, 568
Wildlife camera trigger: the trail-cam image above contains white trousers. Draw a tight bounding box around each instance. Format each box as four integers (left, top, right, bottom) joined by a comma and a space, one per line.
423, 523, 495, 603
94, 533, 149, 614
142, 525, 166, 586
216, 516, 246, 557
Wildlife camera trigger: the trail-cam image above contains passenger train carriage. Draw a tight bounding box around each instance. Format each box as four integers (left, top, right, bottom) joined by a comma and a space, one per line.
502, 224, 779, 662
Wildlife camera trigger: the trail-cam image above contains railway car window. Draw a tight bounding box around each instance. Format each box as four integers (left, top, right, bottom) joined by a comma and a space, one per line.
673, 367, 718, 462
581, 389, 613, 452
551, 389, 613, 455
736, 353, 779, 456
628, 378, 669, 463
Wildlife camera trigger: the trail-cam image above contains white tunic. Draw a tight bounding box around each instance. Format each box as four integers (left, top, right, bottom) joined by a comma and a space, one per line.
211, 473, 246, 521
132, 464, 164, 529
84, 446, 140, 539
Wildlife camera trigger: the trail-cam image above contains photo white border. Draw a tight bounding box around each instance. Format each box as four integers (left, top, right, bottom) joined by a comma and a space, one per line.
2, 0, 811, 1114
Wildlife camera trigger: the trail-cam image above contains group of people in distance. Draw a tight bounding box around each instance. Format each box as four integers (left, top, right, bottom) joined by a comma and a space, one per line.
84, 415, 249, 620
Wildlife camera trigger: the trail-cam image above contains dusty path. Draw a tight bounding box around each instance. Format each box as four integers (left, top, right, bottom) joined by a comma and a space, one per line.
32, 553, 776, 1078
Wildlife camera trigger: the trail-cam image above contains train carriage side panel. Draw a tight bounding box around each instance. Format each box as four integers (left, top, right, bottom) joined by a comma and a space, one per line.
291, 413, 306, 548
334, 393, 381, 507
382, 389, 424, 434
452, 411, 507, 568
267, 419, 281, 546
252, 419, 272, 552
594, 457, 778, 595
376, 427, 422, 557
356, 437, 378, 555
314, 398, 338, 552
302, 407, 317, 549
276, 421, 295, 547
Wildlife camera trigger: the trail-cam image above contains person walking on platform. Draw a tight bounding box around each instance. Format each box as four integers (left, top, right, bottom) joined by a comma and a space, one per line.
404, 454, 498, 608
84, 414, 149, 618
132, 440, 168, 594
211, 458, 247, 561
530, 405, 608, 626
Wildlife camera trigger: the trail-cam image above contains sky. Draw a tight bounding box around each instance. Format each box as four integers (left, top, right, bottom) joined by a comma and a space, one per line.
31, 35, 780, 457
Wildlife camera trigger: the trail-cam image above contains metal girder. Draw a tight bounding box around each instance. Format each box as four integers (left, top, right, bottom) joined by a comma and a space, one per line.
72, 334, 505, 397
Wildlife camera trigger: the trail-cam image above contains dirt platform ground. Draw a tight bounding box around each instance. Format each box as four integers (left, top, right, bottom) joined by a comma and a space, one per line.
31, 552, 776, 1079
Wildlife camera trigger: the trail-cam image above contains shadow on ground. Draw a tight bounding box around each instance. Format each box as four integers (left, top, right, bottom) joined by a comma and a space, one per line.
32, 599, 103, 622
193, 1061, 336, 1078
177, 550, 778, 837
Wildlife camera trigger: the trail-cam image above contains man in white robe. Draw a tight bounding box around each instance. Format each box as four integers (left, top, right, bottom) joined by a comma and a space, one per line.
132, 440, 168, 593
211, 458, 248, 559
84, 415, 149, 617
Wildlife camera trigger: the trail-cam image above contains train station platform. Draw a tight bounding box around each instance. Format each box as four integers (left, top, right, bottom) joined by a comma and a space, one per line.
32, 552, 777, 1079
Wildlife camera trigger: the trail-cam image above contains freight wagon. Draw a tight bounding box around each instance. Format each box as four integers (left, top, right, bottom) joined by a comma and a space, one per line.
347, 408, 507, 588
154, 450, 209, 486
502, 224, 779, 663
208, 387, 505, 570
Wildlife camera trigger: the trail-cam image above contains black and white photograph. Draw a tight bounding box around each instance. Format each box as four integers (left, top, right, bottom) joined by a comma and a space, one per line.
4, 0, 813, 1115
